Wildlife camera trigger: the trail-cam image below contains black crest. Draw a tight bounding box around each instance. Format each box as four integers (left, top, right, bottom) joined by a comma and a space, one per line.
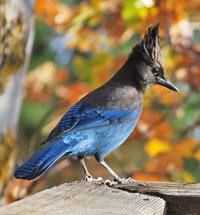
131, 23, 164, 68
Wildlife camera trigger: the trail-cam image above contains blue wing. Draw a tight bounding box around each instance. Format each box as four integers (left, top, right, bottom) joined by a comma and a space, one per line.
46, 103, 133, 142
15, 137, 68, 180
15, 103, 138, 180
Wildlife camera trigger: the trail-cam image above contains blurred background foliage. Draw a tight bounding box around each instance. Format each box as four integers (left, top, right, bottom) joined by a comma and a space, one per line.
1, 0, 200, 205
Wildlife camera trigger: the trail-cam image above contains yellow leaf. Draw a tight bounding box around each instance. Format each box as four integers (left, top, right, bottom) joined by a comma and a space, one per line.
182, 171, 196, 183
145, 138, 171, 158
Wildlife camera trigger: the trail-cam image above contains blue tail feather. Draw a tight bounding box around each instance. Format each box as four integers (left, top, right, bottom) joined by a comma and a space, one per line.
15, 138, 69, 180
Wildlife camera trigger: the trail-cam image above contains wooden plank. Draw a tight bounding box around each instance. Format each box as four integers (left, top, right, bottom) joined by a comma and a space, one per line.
114, 181, 200, 215
0, 181, 166, 215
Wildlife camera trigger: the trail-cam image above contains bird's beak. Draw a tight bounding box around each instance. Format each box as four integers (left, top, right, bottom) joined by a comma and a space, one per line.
156, 77, 179, 92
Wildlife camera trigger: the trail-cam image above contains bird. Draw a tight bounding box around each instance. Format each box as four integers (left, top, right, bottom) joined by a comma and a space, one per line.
15, 23, 178, 184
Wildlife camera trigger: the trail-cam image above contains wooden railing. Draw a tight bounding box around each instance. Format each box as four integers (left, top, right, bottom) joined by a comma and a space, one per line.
0, 181, 200, 215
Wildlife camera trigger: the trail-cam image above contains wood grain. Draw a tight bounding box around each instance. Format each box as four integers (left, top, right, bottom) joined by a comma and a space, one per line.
0, 181, 166, 215
114, 181, 200, 215
1, 181, 200, 215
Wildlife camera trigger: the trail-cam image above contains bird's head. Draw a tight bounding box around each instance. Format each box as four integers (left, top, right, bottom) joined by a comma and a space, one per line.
128, 23, 178, 92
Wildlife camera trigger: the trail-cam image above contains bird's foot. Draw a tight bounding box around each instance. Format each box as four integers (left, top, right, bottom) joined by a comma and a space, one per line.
118, 177, 136, 184
85, 175, 104, 183
104, 177, 136, 186
104, 179, 118, 186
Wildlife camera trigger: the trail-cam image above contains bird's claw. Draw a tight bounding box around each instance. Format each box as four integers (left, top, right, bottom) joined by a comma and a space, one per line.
104, 179, 118, 186
104, 177, 136, 186
118, 177, 136, 184
85, 175, 104, 183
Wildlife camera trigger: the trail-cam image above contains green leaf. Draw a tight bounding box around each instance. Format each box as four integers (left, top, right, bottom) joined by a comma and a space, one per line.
183, 157, 200, 180
193, 29, 200, 44
121, 0, 140, 24
20, 100, 53, 131
170, 92, 200, 130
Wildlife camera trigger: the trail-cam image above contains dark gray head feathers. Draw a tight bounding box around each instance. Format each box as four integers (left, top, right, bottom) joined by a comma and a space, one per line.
131, 23, 164, 68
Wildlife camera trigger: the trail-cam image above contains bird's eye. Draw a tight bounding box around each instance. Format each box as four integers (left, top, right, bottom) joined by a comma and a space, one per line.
152, 68, 160, 76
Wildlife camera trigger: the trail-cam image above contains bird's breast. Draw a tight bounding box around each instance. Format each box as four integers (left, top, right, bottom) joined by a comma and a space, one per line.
66, 106, 143, 160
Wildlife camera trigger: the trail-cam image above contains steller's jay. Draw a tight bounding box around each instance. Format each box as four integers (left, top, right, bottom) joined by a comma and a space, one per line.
15, 23, 178, 184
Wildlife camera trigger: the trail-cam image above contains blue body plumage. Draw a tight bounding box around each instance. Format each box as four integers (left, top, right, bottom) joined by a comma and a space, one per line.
15, 23, 178, 183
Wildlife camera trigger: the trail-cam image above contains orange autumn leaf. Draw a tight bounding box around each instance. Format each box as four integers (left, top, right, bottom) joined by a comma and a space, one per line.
35, 0, 59, 24
174, 139, 197, 158
144, 162, 161, 173
132, 172, 170, 182
150, 123, 173, 139
139, 108, 163, 128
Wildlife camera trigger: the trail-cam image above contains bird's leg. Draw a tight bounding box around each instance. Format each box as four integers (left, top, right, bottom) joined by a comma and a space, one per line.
100, 160, 136, 186
79, 157, 104, 183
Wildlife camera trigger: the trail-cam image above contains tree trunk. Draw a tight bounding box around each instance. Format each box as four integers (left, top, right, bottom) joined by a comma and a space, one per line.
0, 0, 35, 201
